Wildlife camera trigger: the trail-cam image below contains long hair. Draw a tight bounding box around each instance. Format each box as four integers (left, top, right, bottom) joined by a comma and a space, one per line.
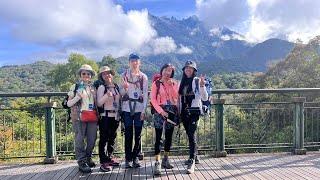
160, 63, 175, 78
178, 70, 196, 95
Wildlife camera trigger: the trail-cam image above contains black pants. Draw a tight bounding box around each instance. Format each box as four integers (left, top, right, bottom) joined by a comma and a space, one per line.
182, 113, 199, 159
154, 126, 174, 155
123, 112, 143, 161
99, 116, 119, 163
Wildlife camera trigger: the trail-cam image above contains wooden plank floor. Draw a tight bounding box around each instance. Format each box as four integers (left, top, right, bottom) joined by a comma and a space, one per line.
1, 152, 320, 179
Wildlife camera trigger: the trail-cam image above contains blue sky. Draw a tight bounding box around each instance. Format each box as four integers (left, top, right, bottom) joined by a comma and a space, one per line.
1, 0, 320, 66
115, 0, 195, 18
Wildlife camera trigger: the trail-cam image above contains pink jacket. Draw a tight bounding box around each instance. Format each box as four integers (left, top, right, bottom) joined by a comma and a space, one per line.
150, 79, 179, 114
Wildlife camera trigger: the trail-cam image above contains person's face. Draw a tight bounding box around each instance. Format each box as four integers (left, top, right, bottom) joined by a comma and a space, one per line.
184, 66, 194, 78
162, 67, 173, 79
129, 59, 140, 70
80, 70, 92, 82
101, 71, 113, 83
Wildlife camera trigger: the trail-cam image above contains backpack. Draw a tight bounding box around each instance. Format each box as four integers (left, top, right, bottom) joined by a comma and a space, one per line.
194, 77, 213, 115
62, 83, 79, 121
150, 73, 162, 115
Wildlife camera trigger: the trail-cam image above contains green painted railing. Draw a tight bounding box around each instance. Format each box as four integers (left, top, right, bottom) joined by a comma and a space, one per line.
1, 88, 320, 163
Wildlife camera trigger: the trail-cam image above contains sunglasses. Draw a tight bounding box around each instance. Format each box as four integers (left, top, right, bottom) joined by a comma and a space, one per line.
81, 72, 91, 76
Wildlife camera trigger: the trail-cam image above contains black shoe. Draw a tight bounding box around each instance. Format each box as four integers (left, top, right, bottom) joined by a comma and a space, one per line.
86, 157, 96, 167
78, 160, 92, 173
138, 153, 144, 160
132, 157, 141, 168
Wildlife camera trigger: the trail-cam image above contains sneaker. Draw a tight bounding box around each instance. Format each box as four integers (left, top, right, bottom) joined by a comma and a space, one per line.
86, 157, 96, 168
186, 159, 195, 174
153, 161, 161, 176
161, 157, 174, 169
125, 160, 132, 169
185, 156, 200, 165
132, 157, 141, 168
109, 158, 120, 166
78, 160, 92, 173
100, 163, 112, 172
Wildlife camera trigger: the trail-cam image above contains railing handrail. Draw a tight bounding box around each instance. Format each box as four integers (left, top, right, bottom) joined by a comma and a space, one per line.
212, 88, 320, 94
0, 92, 67, 97
1, 88, 320, 98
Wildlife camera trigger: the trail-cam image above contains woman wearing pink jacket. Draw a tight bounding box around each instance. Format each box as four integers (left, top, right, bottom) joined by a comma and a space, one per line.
150, 63, 179, 175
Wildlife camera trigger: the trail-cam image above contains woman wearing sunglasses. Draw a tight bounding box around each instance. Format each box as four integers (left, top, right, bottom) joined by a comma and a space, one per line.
67, 64, 98, 173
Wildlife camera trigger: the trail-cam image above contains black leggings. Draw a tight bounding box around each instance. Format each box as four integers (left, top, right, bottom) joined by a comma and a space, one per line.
154, 126, 174, 155
182, 113, 199, 159
99, 116, 119, 163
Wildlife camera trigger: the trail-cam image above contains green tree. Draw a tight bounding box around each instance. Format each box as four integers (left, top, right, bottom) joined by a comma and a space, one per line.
47, 53, 99, 91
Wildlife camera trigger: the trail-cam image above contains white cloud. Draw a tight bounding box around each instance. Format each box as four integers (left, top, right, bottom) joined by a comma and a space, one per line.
196, 0, 320, 43
196, 0, 250, 28
0, 0, 181, 59
177, 44, 193, 54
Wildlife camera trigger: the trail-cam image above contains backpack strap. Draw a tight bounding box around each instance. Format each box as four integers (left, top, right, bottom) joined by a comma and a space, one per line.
73, 83, 79, 97
194, 77, 200, 94
155, 80, 162, 100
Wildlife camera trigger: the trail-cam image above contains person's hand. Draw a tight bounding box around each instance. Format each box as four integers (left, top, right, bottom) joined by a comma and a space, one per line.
140, 113, 145, 121
160, 111, 168, 118
122, 78, 129, 90
107, 91, 113, 97
200, 74, 205, 87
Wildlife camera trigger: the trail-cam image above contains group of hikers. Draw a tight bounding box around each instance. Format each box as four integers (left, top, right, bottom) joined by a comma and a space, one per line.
66, 53, 209, 175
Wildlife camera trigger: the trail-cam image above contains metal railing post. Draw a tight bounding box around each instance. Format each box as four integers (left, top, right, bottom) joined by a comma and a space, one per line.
213, 98, 227, 157
43, 97, 58, 164
292, 97, 306, 155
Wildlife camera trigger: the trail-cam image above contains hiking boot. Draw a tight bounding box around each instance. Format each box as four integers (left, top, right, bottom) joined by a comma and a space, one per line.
86, 157, 96, 167
132, 157, 141, 168
78, 160, 92, 173
108, 158, 120, 166
153, 161, 161, 176
186, 159, 195, 174
100, 163, 112, 172
125, 160, 132, 169
161, 157, 174, 169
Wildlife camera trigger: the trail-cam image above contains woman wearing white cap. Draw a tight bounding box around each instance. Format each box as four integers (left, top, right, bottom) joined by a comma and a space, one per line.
67, 64, 98, 173
97, 66, 121, 172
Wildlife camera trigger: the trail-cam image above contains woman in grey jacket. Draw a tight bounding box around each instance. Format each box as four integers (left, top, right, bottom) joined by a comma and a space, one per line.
178, 61, 208, 174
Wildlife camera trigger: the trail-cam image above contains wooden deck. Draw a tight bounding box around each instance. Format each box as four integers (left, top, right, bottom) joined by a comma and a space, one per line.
1, 152, 320, 179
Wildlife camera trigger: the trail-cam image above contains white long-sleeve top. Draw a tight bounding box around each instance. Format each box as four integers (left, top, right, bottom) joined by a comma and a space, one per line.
179, 77, 208, 114
120, 69, 148, 113
67, 83, 96, 111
